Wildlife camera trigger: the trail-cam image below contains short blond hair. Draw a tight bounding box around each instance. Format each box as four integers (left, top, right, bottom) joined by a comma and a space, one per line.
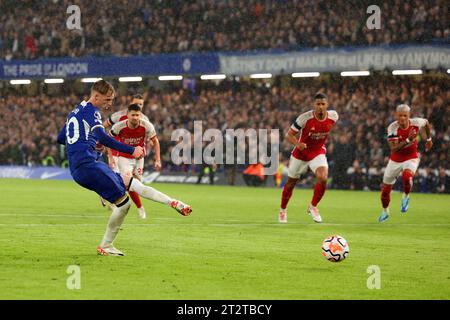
91, 80, 115, 95
396, 104, 410, 113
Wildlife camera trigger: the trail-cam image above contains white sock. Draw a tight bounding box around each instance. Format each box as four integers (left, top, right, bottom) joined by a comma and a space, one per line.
383, 207, 390, 214
402, 193, 409, 199
129, 178, 172, 205
100, 198, 131, 247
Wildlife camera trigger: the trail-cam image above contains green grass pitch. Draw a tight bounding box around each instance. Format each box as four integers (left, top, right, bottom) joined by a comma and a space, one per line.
0, 178, 449, 299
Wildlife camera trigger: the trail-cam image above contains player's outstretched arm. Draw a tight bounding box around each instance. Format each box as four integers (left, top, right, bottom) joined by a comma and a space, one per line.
93, 127, 135, 155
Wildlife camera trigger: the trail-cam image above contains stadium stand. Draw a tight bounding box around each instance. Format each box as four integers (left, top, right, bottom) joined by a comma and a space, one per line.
0, 73, 448, 192
0, 0, 448, 60
0, 0, 448, 192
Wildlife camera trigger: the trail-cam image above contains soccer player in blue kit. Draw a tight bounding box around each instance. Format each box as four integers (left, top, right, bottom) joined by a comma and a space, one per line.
57, 80, 192, 256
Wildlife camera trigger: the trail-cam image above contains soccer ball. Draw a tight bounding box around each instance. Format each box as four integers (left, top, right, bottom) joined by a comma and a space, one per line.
322, 235, 349, 262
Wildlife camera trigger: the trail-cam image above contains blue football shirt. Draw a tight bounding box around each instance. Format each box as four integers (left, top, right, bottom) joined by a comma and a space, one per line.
64, 101, 104, 171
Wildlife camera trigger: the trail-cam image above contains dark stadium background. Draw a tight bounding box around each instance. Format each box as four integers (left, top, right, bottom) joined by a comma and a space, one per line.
0, 0, 448, 192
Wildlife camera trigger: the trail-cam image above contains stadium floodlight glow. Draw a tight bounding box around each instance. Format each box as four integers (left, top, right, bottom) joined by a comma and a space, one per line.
10, 79, 31, 85
200, 74, 227, 80
340, 71, 370, 77
81, 77, 103, 83
392, 69, 423, 75
119, 76, 143, 82
44, 78, 64, 84
249, 73, 272, 79
292, 72, 320, 78
158, 75, 183, 81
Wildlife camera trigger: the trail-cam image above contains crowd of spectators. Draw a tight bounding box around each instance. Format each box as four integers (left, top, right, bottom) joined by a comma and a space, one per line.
1, 0, 448, 60
0, 74, 448, 193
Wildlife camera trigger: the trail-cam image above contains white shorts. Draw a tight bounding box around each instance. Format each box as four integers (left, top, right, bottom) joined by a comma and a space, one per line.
287, 154, 328, 179
383, 158, 420, 185
117, 156, 144, 178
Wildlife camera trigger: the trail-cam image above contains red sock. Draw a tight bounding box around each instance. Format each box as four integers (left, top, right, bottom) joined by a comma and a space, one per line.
281, 184, 294, 209
381, 184, 392, 209
129, 191, 142, 209
402, 170, 414, 195
311, 182, 326, 207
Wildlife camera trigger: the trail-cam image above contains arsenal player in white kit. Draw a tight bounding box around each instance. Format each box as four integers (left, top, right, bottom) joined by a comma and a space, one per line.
111, 104, 186, 219
378, 104, 432, 222
103, 94, 150, 214
279, 93, 338, 223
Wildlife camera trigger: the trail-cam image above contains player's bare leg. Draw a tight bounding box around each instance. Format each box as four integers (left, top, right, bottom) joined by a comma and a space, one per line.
308, 166, 328, 223
129, 174, 146, 219
279, 177, 298, 223
401, 169, 414, 213
98, 194, 132, 256
121, 174, 192, 216
379, 183, 393, 222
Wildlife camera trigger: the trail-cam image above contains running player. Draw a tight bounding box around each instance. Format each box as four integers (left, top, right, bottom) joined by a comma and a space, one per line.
378, 104, 432, 222
279, 92, 339, 223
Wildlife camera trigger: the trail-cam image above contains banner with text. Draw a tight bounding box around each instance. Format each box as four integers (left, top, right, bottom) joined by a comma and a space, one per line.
1, 45, 448, 79
219, 45, 450, 75
0, 53, 219, 79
